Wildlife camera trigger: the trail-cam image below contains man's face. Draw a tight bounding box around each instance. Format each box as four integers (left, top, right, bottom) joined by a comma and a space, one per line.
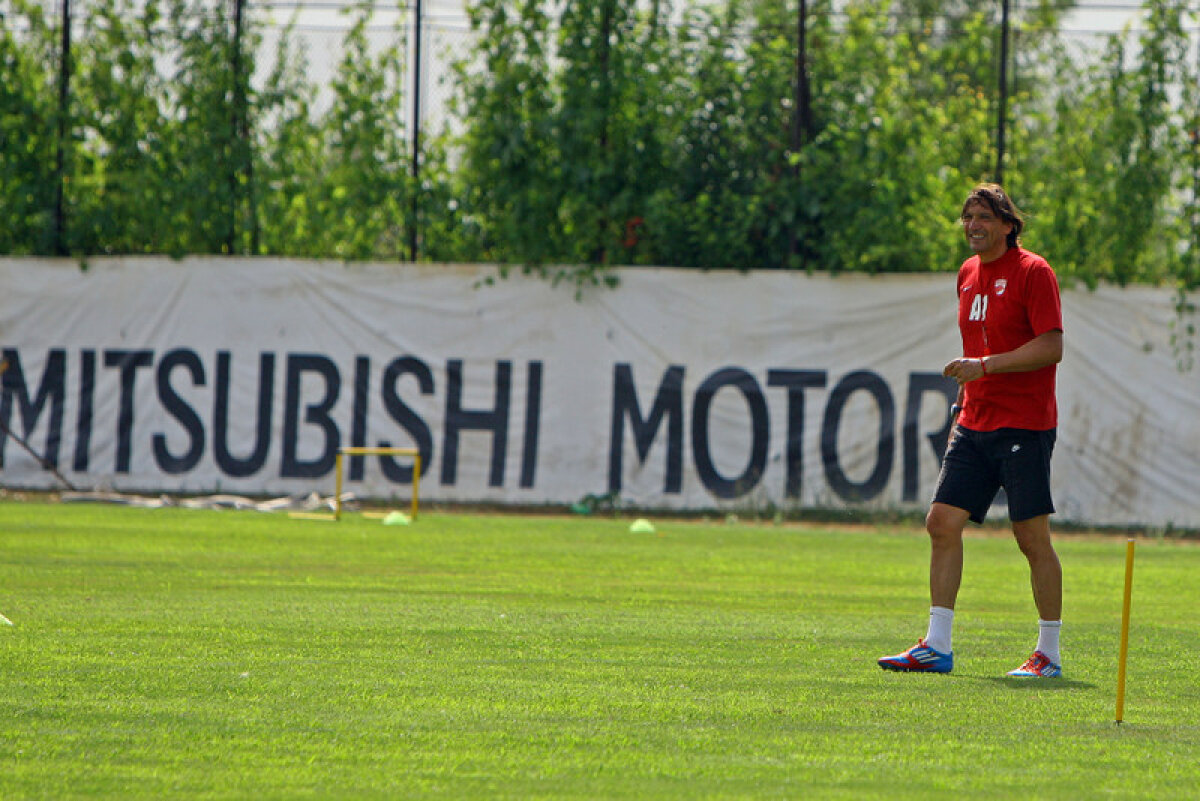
961, 201, 1013, 262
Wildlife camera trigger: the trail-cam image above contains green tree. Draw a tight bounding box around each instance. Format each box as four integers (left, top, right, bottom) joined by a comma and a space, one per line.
1180, 3, 1200, 291
0, 0, 59, 253
311, 2, 411, 260
163, 0, 252, 254
65, 0, 253, 256
5, 0, 1199, 296
805, 1, 1050, 274
452, 0, 559, 265
253, 10, 324, 256
641, 0, 810, 270
452, 0, 675, 284
1015, 0, 1195, 288
552, 0, 673, 270
67, 0, 174, 254
411, 131, 475, 263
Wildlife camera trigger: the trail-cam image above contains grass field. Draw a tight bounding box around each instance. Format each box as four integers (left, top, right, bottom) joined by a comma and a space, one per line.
1, 500, 1197, 799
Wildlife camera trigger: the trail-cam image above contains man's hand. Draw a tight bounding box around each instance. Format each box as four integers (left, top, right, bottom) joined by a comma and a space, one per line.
944, 357, 986, 385
943, 331, 1063, 386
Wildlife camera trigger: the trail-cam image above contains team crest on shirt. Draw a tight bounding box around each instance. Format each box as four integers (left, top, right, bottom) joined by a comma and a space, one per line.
994, 278, 1008, 295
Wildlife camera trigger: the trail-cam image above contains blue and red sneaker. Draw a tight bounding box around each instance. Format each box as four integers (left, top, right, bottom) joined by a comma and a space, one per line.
1006, 650, 1062, 678
877, 639, 953, 673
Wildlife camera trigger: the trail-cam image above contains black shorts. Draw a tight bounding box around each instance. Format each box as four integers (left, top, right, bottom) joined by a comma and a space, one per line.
933, 426, 1056, 524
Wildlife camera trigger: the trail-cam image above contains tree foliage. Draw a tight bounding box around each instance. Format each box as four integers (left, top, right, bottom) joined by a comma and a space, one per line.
1015, 0, 1198, 289
1, 0, 1198, 290
0, 0, 59, 253
264, 2, 413, 260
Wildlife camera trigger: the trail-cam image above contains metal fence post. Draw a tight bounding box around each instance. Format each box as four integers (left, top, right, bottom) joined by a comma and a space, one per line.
996, 0, 1010, 185
409, 0, 423, 262
53, 0, 72, 255
231, 0, 257, 255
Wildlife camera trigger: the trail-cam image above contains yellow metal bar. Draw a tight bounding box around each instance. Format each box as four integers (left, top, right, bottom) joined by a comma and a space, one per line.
335, 447, 420, 522
411, 454, 421, 520
335, 450, 345, 521
1115, 538, 1136, 724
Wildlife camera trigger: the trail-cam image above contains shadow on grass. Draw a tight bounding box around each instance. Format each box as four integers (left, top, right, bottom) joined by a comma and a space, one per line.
973, 675, 1096, 690
875, 669, 1095, 690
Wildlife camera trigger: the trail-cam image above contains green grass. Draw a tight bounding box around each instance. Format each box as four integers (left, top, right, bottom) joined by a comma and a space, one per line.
1, 501, 1197, 799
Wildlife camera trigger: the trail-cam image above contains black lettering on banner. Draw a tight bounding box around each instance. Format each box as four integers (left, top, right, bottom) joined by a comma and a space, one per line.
767, 369, 828, 499
153, 349, 206, 474
0, 348, 67, 469
442, 359, 510, 487
608, 363, 685, 494
281, 354, 341, 478
73, 350, 96, 471
520, 361, 543, 489
213, 352, 275, 478
903, 373, 958, 501
692, 367, 769, 499
380, 355, 435, 484
104, 349, 154, 473
349, 356, 372, 481
821, 370, 895, 502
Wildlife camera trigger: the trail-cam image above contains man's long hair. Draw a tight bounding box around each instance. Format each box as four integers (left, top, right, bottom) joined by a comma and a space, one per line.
962, 183, 1024, 248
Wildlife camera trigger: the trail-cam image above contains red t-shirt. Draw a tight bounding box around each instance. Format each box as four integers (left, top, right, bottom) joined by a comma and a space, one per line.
956, 247, 1062, 431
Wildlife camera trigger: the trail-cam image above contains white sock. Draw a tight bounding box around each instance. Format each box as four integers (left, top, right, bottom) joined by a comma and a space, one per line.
1037, 619, 1062, 663
925, 606, 955, 654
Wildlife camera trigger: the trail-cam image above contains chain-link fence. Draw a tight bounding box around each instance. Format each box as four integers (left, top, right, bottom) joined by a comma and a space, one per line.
13, 1, 477, 139
5, 1, 1195, 265
17, 0, 1169, 147
5, 0, 484, 257
249, 1, 476, 134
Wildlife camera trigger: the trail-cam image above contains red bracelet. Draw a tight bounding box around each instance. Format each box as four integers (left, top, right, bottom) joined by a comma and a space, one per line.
979, 357, 988, 375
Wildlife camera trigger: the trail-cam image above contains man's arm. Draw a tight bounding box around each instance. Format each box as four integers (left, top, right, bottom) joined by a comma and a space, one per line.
943, 330, 1062, 385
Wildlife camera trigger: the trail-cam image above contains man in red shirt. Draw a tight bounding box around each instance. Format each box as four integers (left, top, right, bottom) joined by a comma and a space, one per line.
879, 184, 1065, 677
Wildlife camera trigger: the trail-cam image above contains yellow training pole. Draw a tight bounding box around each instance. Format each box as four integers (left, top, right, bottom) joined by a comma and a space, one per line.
411, 453, 421, 520
334, 450, 345, 521
1115, 538, 1136, 724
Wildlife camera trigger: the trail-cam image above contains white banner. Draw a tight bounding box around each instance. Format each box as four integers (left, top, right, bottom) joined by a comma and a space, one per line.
1, 257, 1196, 528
